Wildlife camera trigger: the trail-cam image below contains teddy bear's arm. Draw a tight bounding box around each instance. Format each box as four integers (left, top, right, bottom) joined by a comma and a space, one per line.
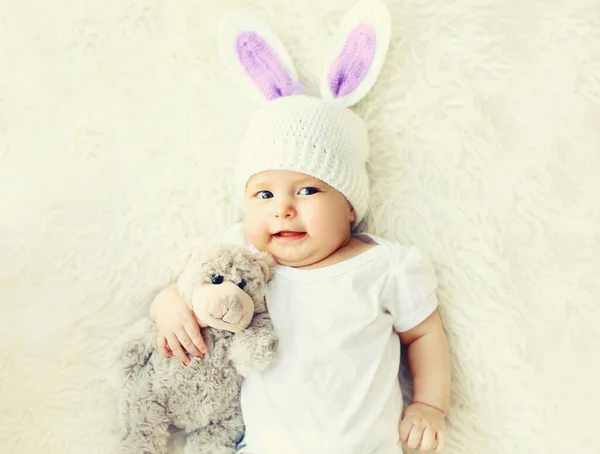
229, 312, 278, 377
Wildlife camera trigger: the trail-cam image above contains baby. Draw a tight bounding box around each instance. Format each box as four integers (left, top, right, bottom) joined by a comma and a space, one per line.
150, 95, 451, 454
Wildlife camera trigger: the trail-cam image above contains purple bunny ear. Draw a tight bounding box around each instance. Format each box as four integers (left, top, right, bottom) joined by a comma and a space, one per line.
220, 10, 303, 101
235, 31, 304, 100
320, 0, 391, 107
327, 24, 376, 99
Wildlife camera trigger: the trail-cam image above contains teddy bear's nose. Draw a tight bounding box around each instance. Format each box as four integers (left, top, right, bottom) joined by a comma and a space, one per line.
213, 294, 243, 325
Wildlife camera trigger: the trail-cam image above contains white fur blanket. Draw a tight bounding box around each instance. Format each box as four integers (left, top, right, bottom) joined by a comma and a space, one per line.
1, 1, 599, 453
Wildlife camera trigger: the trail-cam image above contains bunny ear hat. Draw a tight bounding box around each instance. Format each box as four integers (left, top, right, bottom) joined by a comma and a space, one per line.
219, 0, 391, 225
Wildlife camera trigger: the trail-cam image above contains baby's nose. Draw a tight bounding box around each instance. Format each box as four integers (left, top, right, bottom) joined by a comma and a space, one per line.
274, 201, 296, 218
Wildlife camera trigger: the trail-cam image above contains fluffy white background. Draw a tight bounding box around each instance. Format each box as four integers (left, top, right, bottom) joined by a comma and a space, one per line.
1, 0, 599, 453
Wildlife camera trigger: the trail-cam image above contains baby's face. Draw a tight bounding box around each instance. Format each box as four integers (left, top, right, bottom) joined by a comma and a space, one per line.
243, 170, 355, 268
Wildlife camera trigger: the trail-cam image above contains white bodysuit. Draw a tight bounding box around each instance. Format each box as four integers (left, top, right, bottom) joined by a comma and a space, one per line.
223, 224, 438, 454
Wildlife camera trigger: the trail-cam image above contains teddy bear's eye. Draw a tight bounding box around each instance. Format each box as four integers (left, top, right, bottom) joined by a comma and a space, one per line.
211, 274, 224, 285
237, 278, 247, 290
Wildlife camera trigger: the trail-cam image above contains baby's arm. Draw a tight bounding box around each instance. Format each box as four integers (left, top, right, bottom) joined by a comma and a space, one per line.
149, 283, 208, 365
398, 309, 450, 453
150, 223, 245, 364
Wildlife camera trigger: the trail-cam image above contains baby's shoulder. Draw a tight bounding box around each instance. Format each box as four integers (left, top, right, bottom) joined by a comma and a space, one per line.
355, 232, 436, 278
355, 232, 418, 259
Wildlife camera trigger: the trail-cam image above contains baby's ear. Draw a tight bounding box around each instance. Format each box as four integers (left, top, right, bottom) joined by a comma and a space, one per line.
319, 0, 391, 107
219, 9, 304, 101
255, 251, 277, 282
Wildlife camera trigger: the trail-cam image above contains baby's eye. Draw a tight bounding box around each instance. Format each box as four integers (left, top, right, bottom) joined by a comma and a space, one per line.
256, 190, 273, 200
237, 278, 247, 290
299, 187, 320, 196
211, 275, 224, 285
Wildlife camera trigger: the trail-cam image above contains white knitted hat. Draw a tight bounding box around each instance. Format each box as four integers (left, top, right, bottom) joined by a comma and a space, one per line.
236, 95, 370, 224
220, 0, 391, 224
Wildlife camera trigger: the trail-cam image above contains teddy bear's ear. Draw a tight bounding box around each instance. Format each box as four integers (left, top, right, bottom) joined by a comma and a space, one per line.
255, 251, 277, 282
179, 240, 206, 271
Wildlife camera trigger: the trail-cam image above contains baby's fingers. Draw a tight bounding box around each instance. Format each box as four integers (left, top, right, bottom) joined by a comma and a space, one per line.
183, 321, 207, 357
435, 429, 447, 453
420, 427, 436, 452
167, 333, 190, 365
406, 421, 425, 450
156, 335, 172, 358
399, 417, 414, 443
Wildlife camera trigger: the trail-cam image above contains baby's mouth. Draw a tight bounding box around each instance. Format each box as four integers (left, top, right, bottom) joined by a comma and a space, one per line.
273, 231, 307, 241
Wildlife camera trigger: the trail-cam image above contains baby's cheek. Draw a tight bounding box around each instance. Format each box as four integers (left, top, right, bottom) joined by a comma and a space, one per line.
243, 214, 260, 236
244, 225, 268, 251
243, 209, 273, 246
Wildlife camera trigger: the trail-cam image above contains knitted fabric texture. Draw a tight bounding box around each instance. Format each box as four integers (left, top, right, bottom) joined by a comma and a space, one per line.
236, 95, 370, 224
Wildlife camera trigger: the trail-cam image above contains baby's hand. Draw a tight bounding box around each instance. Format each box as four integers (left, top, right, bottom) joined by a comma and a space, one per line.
150, 283, 208, 365
399, 402, 446, 453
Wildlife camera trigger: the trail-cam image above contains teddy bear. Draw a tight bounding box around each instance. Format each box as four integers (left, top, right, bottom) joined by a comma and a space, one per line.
114, 243, 279, 454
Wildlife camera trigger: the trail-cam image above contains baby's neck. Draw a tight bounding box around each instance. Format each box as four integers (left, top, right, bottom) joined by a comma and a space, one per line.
295, 236, 375, 271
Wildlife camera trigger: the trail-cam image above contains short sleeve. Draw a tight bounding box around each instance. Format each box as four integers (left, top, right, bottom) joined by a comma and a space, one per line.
382, 245, 439, 333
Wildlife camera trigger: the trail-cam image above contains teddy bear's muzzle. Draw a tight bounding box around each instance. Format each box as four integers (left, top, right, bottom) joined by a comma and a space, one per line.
208, 293, 244, 324
192, 282, 255, 333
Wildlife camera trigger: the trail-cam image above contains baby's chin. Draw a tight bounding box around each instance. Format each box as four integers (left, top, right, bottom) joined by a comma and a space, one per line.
246, 241, 313, 268
270, 249, 329, 269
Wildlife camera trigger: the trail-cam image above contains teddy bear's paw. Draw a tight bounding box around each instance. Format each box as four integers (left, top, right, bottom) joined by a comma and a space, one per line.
121, 435, 157, 454
230, 332, 279, 377
255, 333, 279, 369
212, 448, 237, 454
120, 340, 152, 377
187, 447, 236, 454
121, 341, 145, 366
113, 318, 156, 382
184, 438, 238, 454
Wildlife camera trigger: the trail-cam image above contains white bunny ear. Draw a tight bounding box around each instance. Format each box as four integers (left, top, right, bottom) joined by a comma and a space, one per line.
219, 9, 305, 101
320, 0, 391, 107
